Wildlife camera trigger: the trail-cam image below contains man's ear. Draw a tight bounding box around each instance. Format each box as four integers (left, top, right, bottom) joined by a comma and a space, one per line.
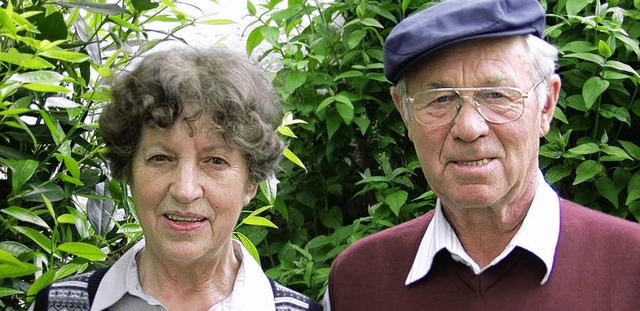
390, 86, 413, 140
539, 74, 561, 137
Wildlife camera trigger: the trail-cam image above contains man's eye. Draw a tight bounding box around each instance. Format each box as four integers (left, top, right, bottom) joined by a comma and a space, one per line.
428, 94, 457, 107
485, 91, 505, 99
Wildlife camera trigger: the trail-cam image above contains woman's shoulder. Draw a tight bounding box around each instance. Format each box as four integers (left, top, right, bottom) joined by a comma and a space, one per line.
269, 278, 323, 311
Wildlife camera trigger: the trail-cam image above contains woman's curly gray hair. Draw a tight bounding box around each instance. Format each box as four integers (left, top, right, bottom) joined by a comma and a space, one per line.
99, 47, 284, 185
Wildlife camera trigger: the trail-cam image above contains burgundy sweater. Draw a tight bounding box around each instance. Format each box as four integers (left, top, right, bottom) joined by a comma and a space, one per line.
328, 199, 640, 310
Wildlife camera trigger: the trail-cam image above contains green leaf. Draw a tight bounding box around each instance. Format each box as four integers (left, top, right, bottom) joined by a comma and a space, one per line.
260, 26, 280, 47
353, 116, 370, 135
21, 183, 66, 202
26, 269, 56, 304
597, 40, 613, 58
52, 1, 130, 15
242, 215, 278, 228
38, 49, 91, 63
13, 226, 52, 254
326, 112, 341, 139
365, 72, 388, 82
336, 102, 354, 124
57, 214, 76, 224
316, 97, 335, 113
627, 189, 640, 205
0, 241, 32, 257
573, 160, 604, 185
604, 60, 640, 78
131, 0, 159, 11
198, 18, 234, 25
319, 206, 343, 230
566, 0, 591, 15
9, 159, 38, 193
0, 249, 40, 279
57, 242, 106, 261
8, 70, 63, 84
582, 77, 609, 109
120, 223, 143, 240
277, 125, 296, 138
285, 71, 307, 92
260, 177, 278, 205
594, 177, 619, 208
619, 141, 640, 160
246, 0, 257, 15
385, 190, 408, 217
567, 142, 600, 155
1, 206, 49, 229
347, 30, 367, 49
545, 165, 572, 184
599, 104, 630, 125
613, 32, 640, 58
335, 70, 364, 80
87, 182, 115, 236
601, 146, 632, 161
560, 41, 596, 53
359, 18, 383, 28
22, 83, 70, 93
0, 7, 18, 36
564, 52, 605, 66
0, 49, 54, 69
233, 232, 260, 265
0, 287, 23, 298
283, 147, 306, 172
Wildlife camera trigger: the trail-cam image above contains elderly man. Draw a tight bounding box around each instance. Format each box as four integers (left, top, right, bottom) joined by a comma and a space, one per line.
324, 0, 640, 310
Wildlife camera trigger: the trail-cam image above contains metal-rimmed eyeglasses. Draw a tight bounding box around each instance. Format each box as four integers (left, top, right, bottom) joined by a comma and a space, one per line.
408, 78, 547, 127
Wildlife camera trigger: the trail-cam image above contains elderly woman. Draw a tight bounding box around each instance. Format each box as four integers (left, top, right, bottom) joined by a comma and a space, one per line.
32, 48, 321, 311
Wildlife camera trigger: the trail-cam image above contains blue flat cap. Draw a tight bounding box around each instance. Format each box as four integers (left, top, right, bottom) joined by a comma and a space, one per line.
383, 0, 546, 83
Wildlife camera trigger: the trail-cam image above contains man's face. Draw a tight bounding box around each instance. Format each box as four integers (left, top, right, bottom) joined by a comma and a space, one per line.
397, 37, 557, 211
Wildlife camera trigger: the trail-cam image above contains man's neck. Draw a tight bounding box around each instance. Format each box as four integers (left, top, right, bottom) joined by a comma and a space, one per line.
441, 185, 536, 268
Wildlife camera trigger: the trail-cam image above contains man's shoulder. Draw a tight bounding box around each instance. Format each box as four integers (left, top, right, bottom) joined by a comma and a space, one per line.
560, 198, 640, 240
334, 210, 435, 263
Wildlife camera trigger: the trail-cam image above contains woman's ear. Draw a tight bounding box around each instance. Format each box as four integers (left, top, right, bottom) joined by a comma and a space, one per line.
539, 74, 561, 137
243, 182, 259, 206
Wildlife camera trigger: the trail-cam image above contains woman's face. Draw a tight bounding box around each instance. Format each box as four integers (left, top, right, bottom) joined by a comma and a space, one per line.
130, 117, 257, 264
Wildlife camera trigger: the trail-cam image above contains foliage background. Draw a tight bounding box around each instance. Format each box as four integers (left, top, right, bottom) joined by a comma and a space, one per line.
1, 0, 638, 309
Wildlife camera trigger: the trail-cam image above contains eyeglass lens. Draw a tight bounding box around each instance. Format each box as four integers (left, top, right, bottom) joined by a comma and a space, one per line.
411, 89, 524, 126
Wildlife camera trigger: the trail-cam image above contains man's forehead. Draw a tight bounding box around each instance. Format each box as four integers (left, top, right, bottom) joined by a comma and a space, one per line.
404, 38, 528, 89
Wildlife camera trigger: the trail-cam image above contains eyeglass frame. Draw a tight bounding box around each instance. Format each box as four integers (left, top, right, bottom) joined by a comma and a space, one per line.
406, 77, 547, 127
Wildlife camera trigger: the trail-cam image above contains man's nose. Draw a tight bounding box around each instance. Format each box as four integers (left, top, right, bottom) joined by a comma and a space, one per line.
170, 162, 204, 204
449, 95, 490, 141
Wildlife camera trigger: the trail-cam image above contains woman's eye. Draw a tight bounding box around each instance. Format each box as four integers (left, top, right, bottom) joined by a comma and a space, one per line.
149, 155, 170, 162
209, 157, 227, 165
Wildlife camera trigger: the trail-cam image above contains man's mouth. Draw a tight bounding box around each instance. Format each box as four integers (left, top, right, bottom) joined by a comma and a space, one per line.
457, 158, 490, 166
165, 214, 205, 223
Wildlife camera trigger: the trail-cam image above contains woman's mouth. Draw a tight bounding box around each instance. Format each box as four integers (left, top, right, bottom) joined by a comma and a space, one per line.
165, 213, 205, 224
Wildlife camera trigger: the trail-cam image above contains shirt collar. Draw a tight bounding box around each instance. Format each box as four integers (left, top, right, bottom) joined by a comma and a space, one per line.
91, 239, 275, 311
405, 169, 560, 286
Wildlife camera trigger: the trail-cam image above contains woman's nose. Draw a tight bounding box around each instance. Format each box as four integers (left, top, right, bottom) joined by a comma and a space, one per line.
170, 162, 204, 204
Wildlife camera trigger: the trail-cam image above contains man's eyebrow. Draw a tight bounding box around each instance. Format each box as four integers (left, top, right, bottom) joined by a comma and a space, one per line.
421, 81, 452, 89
